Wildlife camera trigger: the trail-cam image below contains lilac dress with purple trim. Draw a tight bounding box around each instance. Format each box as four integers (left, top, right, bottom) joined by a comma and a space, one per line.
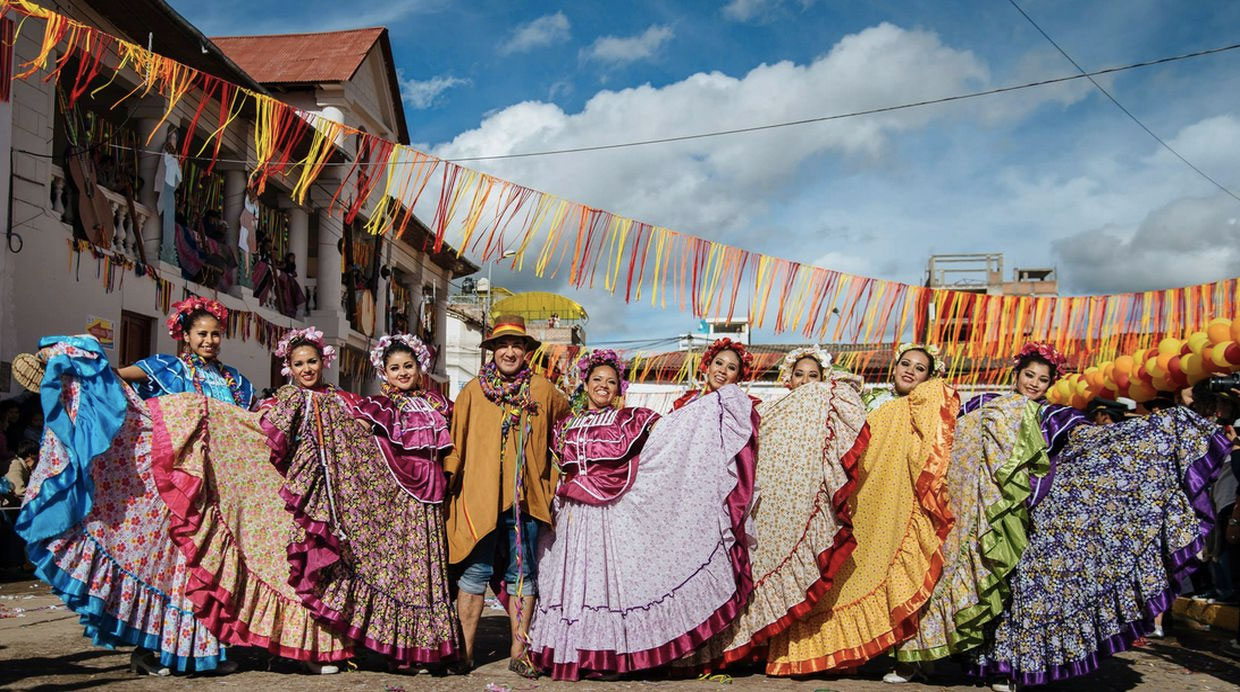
528, 386, 758, 680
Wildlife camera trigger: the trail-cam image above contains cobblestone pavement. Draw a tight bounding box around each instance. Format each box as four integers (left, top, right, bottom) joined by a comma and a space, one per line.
3, 578, 1239, 691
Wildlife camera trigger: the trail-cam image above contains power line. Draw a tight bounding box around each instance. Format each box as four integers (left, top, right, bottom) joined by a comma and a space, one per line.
16, 40, 1240, 170
1005, 0, 1240, 203
443, 41, 1240, 163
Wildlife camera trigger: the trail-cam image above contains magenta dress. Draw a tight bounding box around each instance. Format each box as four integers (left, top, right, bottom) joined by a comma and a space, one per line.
528, 385, 758, 680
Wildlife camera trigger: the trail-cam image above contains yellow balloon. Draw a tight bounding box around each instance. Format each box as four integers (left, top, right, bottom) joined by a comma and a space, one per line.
1158, 337, 1183, 356
1181, 353, 1204, 379
1187, 331, 1210, 356
1211, 342, 1234, 368
1144, 357, 1160, 378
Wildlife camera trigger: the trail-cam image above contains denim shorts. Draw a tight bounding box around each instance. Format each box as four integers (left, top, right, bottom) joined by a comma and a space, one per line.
457, 512, 542, 596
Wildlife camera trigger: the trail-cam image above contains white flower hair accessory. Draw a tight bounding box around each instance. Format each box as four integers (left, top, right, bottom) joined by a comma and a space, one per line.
274, 327, 336, 377
778, 345, 833, 387
369, 333, 432, 379
895, 342, 947, 377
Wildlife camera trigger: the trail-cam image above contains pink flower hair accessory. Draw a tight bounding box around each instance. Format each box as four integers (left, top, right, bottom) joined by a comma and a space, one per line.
1012, 341, 1068, 373
274, 327, 337, 377
575, 349, 629, 395
167, 297, 228, 341
369, 333, 431, 379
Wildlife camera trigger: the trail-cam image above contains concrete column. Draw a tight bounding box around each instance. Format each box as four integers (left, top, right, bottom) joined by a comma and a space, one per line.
134, 117, 169, 263
285, 204, 309, 317
374, 241, 388, 337
221, 167, 246, 292
315, 207, 344, 317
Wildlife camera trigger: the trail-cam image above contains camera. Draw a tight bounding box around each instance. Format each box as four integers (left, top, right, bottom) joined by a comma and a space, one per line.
1207, 373, 1240, 393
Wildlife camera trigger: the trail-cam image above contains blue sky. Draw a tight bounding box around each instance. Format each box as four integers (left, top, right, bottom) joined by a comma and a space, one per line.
172, 0, 1240, 346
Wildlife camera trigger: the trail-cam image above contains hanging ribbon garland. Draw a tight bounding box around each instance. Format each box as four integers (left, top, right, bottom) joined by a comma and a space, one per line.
8, 0, 1240, 384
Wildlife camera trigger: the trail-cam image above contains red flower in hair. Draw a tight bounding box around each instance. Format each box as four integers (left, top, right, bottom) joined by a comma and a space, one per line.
1013, 341, 1068, 373
699, 337, 754, 382
166, 297, 228, 341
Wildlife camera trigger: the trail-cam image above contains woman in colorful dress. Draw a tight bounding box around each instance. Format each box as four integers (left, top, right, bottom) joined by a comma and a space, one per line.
134, 309, 352, 673
528, 349, 757, 680
115, 297, 254, 409
684, 345, 869, 671
972, 375, 1230, 689
16, 297, 255, 676
886, 342, 1063, 683
264, 332, 461, 668
672, 337, 759, 411
766, 343, 958, 676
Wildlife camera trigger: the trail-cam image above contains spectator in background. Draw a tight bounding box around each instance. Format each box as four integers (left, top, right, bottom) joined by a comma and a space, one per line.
1218, 384, 1240, 660
2, 440, 38, 507
0, 400, 19, 462
1087, 397, 1134, 424
19, 405, 43, 446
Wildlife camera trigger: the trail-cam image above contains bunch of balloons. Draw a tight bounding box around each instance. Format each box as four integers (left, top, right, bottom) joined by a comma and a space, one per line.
1048, 316, 1240, 408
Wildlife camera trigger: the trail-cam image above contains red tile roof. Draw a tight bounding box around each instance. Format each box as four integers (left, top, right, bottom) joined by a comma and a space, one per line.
210, 27, 385, 84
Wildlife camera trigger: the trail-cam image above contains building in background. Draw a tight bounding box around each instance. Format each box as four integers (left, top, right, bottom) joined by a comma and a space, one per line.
0, 0, 475, 398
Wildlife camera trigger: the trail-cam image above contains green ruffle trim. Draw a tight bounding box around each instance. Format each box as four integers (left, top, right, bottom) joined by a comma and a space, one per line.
897, 398, 1049, 662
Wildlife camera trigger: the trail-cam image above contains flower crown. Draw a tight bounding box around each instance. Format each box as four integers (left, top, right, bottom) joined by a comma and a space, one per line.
778, 345, 833, 387
167, 297, 228, 341
699, 337, 754, 382
895, 342, 946, 377
575, 349, 629, 395
274, 327, 337, 377
1012, 341, 1067, 373
369, 333, 432, 379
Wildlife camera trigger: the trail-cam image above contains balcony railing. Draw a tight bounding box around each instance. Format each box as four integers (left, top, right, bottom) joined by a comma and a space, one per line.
51, 164, 154, 259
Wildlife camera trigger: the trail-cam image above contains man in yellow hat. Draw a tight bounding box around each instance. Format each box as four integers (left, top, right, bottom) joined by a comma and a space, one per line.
445, 315, 568, 678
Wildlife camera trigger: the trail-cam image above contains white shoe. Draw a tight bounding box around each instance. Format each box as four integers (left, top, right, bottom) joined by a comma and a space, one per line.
1149, 625, 1164, 639
992, 680, 1017, 692
883, 664, 924, 684
305, 662, 340, 675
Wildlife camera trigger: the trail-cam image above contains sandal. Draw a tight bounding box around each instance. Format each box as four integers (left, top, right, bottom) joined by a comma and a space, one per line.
508, 655, 541, 679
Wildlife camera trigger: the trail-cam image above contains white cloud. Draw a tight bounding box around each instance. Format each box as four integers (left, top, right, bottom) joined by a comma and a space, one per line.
582, 25, 674, 65
722, 0, 821, 23
398, 72, 470, 109
499, 12, 572, 55
1052, 193, 1240, 293
436, 23, 988, 236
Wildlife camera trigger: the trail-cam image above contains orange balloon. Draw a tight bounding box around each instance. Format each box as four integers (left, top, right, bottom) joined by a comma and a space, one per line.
1232, 316, 1240, 344
1069, 393, 1088, 409
1128, 381, 1156, 402
1207, 318, 1232, 344
1155, 352, 1174, 374
1114, 355, 1135, 375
